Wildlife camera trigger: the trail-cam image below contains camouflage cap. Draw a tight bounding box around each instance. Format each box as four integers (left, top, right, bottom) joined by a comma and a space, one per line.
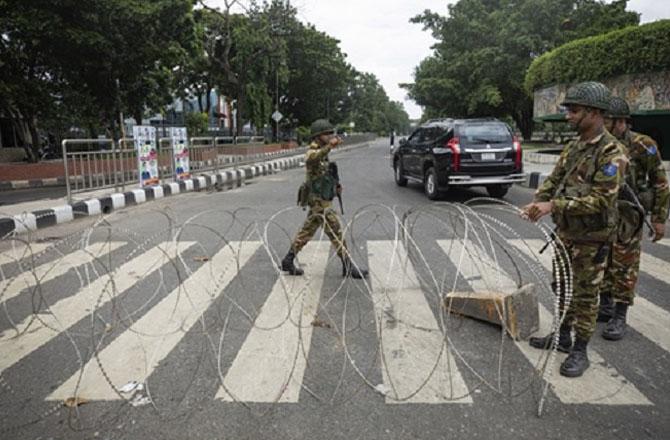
561, 81, 612, 111
606, 96, 631, 119
310, 119, 335, 138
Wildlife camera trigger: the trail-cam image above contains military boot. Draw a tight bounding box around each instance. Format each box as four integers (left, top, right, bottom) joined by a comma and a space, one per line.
597, 292, 614, 322
281, 249, 304, 276
602, 302, 628, 341
528, 323, 572, 353
559, 337, 590, 378
341, 257, 368, 279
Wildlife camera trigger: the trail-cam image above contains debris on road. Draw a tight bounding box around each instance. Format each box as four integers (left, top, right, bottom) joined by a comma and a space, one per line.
64, 397, 89, 407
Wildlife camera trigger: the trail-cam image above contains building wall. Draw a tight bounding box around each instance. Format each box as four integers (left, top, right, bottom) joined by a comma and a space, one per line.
532, 71, 670, 159
533, 71, 670, 119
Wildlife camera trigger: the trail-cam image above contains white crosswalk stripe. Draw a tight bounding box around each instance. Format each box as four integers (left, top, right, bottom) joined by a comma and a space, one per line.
218, 243, 330, 402
0, 242, 125, 305
640, 250, 670, 287
2, 237, 667, 407
50, 241, 259, 401
0, 242, 52, 266
512, 239, 670, 355
442, 239, 651, 405
0, 241, 196, 374
367, 240, 472, 404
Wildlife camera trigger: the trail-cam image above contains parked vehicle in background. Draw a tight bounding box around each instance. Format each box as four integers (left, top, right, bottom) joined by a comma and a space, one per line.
391, 118, 525, 199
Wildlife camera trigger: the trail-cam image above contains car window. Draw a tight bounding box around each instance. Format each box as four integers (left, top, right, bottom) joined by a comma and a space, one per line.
407, 129, 422, 143
423, 127, 447, 142
458, 124, 511, 144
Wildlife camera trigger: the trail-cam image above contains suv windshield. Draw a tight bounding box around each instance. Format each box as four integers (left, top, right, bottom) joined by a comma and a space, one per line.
459, 124, 511, 144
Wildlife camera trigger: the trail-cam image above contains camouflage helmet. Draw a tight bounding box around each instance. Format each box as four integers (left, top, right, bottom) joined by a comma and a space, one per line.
310, 119, 335, 138
606, 96, 631, 119
560, 81, 612, 111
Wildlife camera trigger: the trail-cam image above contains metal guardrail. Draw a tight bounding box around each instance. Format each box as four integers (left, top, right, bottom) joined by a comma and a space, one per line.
61, 136, 303, 203
61, 134, 375, 202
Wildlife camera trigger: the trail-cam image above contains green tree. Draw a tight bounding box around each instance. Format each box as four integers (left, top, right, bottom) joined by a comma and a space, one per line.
282, 23, 354, 126
344, 71, 410, 134
0, 0, 197, 159
402, 0, 639, 139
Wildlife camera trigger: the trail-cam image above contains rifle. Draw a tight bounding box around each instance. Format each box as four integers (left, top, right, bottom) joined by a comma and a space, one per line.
619, 182, 654, 238
539, 228, 557, 254
328, 162, 344, 215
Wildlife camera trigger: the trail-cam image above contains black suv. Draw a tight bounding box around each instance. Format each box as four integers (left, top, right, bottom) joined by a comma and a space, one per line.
392, 118, 525, 199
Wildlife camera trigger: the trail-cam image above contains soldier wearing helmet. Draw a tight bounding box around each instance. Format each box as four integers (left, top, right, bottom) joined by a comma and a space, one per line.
521, 81, 628, 377
280, 119, 368, 279
597, 96, 670, 340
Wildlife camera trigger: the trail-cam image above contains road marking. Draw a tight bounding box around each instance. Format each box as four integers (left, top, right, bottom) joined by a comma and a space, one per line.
0, 242, 125, 305
0, 241, 196, 374
50, 241, 259, 400
506, 239, 652, 405
217, 243, 330, 402
367, 240, 472, 404
0, 242, 52, 266
640, 251, 670, 288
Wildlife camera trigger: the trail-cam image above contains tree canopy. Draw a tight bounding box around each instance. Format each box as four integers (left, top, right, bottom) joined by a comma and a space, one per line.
0, 0, 408, 160
525, 19, 670, 93
402, 0, 639, 139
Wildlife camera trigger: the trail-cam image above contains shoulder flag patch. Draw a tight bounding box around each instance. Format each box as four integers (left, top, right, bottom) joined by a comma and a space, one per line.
647, 145, 657, 155
602, 163, 618, 177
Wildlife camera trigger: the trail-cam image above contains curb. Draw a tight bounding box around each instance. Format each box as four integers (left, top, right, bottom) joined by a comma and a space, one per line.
0, 141, 371, 236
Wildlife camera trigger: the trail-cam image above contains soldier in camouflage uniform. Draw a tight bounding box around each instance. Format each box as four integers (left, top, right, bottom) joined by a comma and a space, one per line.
280, 119, 368, 279
521, 82, 628, 377
597, 97, 670, 340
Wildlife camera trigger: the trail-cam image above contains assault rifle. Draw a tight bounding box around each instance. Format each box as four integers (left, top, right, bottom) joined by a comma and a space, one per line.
620, 183, 654, 238
328, 162, 344, 215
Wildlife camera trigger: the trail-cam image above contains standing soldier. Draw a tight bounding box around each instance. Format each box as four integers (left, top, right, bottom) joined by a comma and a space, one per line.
521, 82, 627, 377
281, 119, 368, 279
597, 97, 670, 340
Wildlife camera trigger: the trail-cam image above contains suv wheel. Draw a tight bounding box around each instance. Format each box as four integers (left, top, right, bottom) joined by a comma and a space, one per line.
424, 167, 440, 200
486, 185, 510, 198
394, 160, 408, 187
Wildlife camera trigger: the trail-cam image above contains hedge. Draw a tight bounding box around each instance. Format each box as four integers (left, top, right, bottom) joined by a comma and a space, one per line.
525, 20, 670, 93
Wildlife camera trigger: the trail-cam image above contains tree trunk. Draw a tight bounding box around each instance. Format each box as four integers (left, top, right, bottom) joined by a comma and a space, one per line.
26, 116, 41, 163
205, 86, 212, 115
235, 89, 245, 136
133, 108, 143, 126
515, 102, 534, 141
198, 87, 204, 113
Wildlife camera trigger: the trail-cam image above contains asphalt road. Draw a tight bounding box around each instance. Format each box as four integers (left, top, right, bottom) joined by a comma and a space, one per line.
1, 139, 668, 440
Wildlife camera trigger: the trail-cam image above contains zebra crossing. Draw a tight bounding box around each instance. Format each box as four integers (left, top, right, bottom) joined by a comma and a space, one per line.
1, 236, 669, 408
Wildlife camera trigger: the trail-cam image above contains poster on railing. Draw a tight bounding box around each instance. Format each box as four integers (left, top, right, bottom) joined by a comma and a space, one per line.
133, 125, 160, 187
170, 127, 190, 180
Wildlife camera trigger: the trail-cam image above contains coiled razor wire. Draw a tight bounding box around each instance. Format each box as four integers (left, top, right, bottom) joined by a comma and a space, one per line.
0, 199, 573, 437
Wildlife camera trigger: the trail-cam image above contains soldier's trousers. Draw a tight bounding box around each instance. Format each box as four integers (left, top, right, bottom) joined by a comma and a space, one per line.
601, 229, 642, 305
291, 201, 346, 258
555, 240, 609, 340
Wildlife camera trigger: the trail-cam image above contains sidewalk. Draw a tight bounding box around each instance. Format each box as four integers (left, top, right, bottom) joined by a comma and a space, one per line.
0, 140, 373, 236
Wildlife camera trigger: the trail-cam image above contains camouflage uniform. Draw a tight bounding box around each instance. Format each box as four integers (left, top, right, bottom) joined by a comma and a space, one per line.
602, 130, 670, 305
534, 131, 628, 340
291, 141, 347, 257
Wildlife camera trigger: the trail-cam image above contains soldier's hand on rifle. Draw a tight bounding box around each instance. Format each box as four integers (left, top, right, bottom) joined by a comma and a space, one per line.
336, 183, 342, 196
652, 222, 665, 242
